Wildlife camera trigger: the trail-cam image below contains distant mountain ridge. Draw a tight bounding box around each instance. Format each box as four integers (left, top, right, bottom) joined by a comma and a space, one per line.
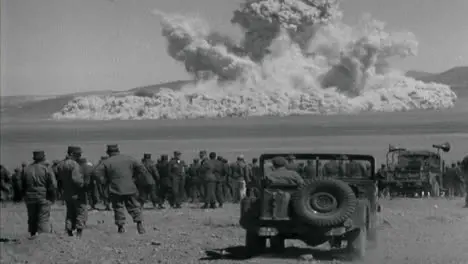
406, 66, 468, 87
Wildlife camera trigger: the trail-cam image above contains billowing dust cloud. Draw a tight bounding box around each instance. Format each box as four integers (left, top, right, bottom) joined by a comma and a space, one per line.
53, 0, 457, 120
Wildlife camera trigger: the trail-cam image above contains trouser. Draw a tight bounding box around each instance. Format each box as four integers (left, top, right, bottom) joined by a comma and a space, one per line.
138, 185, 159, 206
171, 177, 185, 207
189, 180, 203, 202
98, 184, 111, 208
110, 194, 142, 226
204, 181, 224, 205
232, 180, 246, 203
65, 197, 88, 231
25, 199, 51, 235
87, 181, 99, 208
158, 182, 173, 206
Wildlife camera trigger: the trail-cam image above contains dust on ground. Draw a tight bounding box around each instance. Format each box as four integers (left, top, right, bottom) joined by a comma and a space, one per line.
1, 198, 467, 264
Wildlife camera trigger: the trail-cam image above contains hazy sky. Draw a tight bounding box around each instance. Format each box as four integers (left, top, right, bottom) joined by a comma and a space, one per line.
1, 0, 467, 96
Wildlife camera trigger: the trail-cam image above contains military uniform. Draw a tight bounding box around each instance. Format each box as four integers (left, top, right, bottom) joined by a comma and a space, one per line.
200, 152, 224, 208
187, 159, 202, 202
302, 160, 318, 179
20, 151, 57, 237
444, 164, 460, 198
267, 157, 305, 186
140, 154, 160, 208
94, 145, 153, 234
168, 151, 186, 208
56, 146, 88, 236
156, 155, 172, 208
461, 155, 468, 207
94, 156, 110, 210
0, 165, 12, 201
229, 156, 249, 203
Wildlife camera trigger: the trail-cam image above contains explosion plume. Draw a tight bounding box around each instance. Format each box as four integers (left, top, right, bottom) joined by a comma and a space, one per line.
54, 0, 456, 120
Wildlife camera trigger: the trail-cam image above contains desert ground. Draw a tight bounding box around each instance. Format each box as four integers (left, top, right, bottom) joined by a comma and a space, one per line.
1, 110, 468, 264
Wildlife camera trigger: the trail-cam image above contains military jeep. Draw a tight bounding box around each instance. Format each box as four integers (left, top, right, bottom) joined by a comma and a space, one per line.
240, 153, 379, 259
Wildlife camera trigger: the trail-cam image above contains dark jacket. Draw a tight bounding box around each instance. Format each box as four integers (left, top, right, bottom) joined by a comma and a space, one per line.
56, 158, 85, 200
157, 160, 171, 186
142, 159, 160, 182
200, 158, 217, 182
168, 158, 186, 179
267, 167, 304, 186
230, 161, 248, 182
21, 161, 57, 203
94, 154, 153, 195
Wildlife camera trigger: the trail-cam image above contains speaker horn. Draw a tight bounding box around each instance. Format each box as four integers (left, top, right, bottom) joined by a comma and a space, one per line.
432, 142, 450, 152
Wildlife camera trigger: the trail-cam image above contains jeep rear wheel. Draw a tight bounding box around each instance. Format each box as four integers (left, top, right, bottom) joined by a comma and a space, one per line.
292, 179, 357, 227
245, 231, 266, 256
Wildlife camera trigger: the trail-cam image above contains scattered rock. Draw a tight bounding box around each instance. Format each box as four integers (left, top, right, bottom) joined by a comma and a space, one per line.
150, 241, 162, 246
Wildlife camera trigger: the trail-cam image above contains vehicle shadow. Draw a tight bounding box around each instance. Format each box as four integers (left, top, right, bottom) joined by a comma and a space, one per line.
201, 246, 352, 261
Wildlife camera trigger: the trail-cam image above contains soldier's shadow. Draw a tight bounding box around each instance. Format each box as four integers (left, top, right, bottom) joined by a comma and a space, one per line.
201, 246, 352, 261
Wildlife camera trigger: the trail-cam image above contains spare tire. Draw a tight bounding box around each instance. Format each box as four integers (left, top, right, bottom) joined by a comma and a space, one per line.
292, 178, 357, 227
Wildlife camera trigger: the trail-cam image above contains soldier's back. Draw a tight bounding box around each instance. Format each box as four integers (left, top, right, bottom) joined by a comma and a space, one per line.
268, 168, 304, 185
23, 163, 51, 201
102, 154, 139, 195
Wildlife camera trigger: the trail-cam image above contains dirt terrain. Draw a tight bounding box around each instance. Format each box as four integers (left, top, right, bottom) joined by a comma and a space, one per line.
1, 197, 467, 264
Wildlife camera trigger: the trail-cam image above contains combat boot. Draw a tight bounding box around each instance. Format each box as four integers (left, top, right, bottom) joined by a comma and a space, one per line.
137, 222, 146, 234
76, 229, 83, 238
117, 225, 126, 233
67, 229, 74, 237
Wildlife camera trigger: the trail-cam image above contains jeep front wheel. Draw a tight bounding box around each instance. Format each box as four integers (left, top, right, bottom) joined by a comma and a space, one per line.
292, 179, 358, 227
245, 231, 266, 256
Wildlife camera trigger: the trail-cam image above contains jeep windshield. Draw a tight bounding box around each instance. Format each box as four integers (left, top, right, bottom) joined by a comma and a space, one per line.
260, 154, 374, 180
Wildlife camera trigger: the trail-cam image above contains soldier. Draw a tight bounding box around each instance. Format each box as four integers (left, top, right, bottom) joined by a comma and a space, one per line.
156, 154, 171, 209
229, 155, 249, 203
302, 160, 318, 179
19, 150, 57, 238
187, 158, 201, 203
247, 158, 260, 198
94, 156, 111, 210
455, 161, 464, 197
94, 144, 154, 234
285, 155, 301, 173
0, 164, 12, 201
267, 156, 304, 186
444, 163, 460, 198
78, 157, 96, 210
221, 157, 232, 201
461, 155, 468, 208
168, 151, 186, 209
140, 153, 160, 209
347, 160, 367, 178
322, 160, 344, 177
55, 146, 88, 237
200, 152, 224, 209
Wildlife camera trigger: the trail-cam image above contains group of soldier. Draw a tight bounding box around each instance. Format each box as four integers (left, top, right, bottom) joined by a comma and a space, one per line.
0, 145, 262, 238
1, 147, 468, 239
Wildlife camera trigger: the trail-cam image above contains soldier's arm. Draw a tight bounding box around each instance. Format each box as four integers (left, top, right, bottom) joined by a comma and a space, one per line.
152, 165, 160, 181
93, 162, 107, 185
133, 160, 154, 186
47, 167, 58, 190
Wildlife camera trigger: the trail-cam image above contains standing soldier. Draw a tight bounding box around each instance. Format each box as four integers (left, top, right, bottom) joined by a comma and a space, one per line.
168, 151, 185, 209
19, 150, 57, 238
444, 163, 459, 198
140, 153, 160, 209
221, 157, 232, 201
94, 145, 154, 234
187, 158, 201, 203
229, 155, 249, 203
156, 154, 171, 209
0, 165, 12, 201
461, 155, 468, 208
56, 146, 88, 237
94, 156, 111, 210
78, 157, 96, 210
200, 152, 223, 209
247, 158, 260, 198
302, 160, 318, 179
